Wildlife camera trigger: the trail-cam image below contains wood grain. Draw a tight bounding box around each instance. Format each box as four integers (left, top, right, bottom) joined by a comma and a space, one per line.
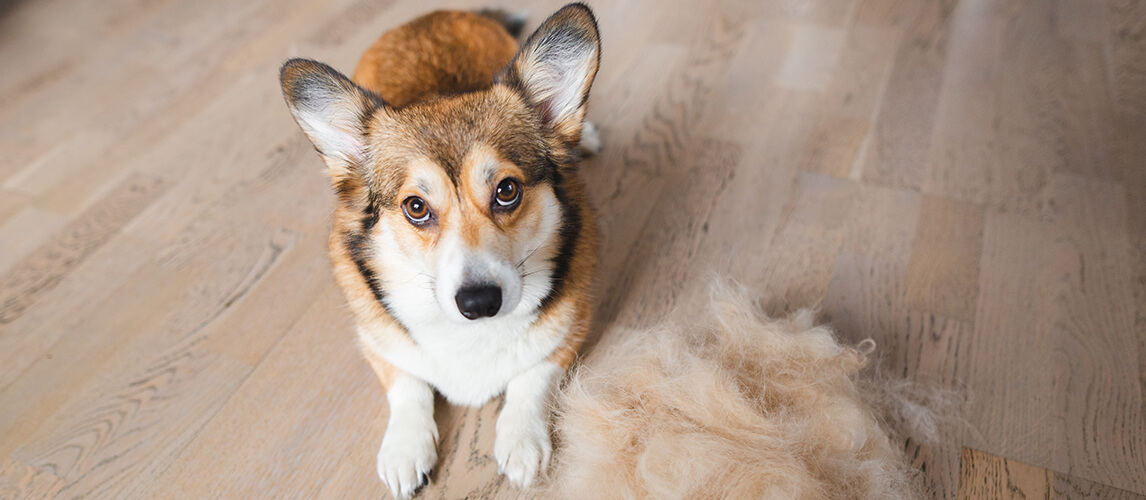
0, 174, 168, 324
1052, 473, 1146, 500
602, 139, 741, 328
904, 196, 985, 322
958, 447, 1053, 500
966, 211, 1059, 468
144, 284, 374, 499
921, 0, 1004, 205
1, 0, 1144, 498
799, 25, 899, 178
824, 250, 969, 499
1105, 0, 1146, 116
1041, 174, 1144, 493
859, 0, 950, 190
958, 448, 1146, 500
0, 458, 64, 500
756, 173, 856, 315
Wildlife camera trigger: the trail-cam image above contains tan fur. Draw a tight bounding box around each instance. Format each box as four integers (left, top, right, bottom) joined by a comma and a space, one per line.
362, 343, 401, 388
353, 11, 518, 108
537, 282, 927, 499
544, 295, 591, 370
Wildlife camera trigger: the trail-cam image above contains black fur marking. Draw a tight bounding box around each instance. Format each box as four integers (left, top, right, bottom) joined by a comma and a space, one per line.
345, 230, 386, 305
333, 177, 358, 203
346, 220, 412, 333
539, 165, 582, 310
476, 8, 526, 38
434, 151, 462, 187
362, 196, 379, 231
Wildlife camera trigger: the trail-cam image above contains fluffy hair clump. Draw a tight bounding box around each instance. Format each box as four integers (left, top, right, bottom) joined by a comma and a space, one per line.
542, 283, 922, 499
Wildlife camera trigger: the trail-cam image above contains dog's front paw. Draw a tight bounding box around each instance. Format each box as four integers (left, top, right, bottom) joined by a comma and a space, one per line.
377, 424, 437, 499
494, 410, 551, 488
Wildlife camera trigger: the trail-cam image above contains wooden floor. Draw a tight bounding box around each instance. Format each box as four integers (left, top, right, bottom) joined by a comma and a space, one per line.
0, 0, 1144, 498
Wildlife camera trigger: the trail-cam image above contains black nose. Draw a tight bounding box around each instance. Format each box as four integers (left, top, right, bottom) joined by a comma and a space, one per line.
455, 285, 502, 320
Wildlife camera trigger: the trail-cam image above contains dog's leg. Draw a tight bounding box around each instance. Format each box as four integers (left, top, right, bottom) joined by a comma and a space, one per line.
578, 120, 601, 156
494, 361, 562, 487
365, 349, 438, 499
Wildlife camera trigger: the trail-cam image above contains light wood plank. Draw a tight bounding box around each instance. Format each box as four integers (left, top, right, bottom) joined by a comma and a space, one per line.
775, 24, 846, 92
824, 250, 968, 499
0, 191, 30, 227
1105, 0, 1146, 117
859, 0, 949, 190
0, 458, 64, 500
921, 0, 1005, 205
0, 207, 68, 277
1041, 174, 1145, 493
1053, 472, 1146, 500
602, 139, 741, 328
965, 211, 1058, 467
957, 448, 1146, 500
966, 174, 1145, 493
0, 174, 168, 324
145, 284, 375, 499
756, 172, 857, 315
904, 196, 985, 322
799, 25, 900, 178
701, 17, 793, 142
1055, 0, 1110, 42
958, 448, 1053, 500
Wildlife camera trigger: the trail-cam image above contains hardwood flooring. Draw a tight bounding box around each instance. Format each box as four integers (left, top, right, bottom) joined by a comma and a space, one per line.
0, 0, 1143, 498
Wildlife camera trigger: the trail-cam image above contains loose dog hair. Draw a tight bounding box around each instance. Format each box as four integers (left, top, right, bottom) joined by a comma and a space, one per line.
539, 281, 931, 499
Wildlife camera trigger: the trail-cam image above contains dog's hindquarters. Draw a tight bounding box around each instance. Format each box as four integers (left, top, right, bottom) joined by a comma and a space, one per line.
352, 11, 520, 107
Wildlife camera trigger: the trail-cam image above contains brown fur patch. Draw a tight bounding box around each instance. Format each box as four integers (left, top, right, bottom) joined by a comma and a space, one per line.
361, 86, 551, 210
353, 11, 518, 108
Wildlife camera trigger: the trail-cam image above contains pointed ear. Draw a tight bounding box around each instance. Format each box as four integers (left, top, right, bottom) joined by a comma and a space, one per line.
501, 3, 600, 143
280, 59, 381, 171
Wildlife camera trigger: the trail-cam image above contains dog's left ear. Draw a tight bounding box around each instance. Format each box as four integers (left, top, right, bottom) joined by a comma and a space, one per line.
501, 3, 600, 145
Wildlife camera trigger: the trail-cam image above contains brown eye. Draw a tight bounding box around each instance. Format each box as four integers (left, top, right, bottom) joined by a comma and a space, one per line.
494, 178, 522, 210
402, 196, 432, 225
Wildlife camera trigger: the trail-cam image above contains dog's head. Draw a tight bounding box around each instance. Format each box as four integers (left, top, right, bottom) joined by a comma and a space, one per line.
281, 5, 599, 325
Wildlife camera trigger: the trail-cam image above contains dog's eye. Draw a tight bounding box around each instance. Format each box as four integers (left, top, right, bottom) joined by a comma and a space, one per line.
494, 178, 522, 210
402, 196, 432, 225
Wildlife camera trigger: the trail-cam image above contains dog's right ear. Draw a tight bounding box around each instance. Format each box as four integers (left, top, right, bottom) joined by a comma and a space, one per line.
280, 59, 381, 174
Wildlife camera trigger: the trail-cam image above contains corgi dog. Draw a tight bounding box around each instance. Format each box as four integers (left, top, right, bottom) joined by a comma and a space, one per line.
279, 4, 600, 498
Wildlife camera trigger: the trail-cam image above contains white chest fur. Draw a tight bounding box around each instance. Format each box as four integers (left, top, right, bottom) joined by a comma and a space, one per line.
363, 311, 565, 407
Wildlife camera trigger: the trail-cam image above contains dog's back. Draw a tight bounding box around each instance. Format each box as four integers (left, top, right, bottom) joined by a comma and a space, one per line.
352, 10, 520, 107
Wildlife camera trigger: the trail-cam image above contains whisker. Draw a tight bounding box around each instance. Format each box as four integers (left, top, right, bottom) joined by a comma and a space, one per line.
520, 268, 549, 278
517, 244, 544, 269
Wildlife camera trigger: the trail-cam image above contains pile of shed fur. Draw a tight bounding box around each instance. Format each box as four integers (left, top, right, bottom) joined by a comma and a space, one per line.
538, 282, 932, 499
